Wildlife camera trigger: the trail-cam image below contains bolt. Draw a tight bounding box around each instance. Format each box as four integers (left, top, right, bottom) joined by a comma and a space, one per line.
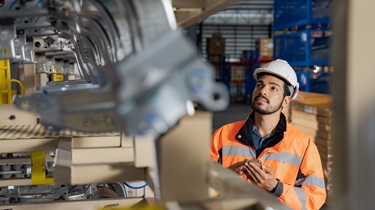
34, 41, 41, 48
104, 117, 113, 125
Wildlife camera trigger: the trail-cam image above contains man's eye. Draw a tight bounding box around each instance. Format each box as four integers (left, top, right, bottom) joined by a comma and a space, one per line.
272, 87, 279, 91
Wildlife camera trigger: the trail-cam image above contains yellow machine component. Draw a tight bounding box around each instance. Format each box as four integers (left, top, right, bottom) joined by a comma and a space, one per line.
0, 60, 11, 104
31, 151, 55, 185
0, 60, 25, 104
11, 79, 25, 96
53, 74, 64, 82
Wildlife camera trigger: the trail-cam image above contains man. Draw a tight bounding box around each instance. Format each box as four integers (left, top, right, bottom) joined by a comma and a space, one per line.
210, 59, 326, 210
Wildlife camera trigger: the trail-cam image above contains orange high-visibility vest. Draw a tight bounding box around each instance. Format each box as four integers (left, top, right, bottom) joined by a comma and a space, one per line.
210, 114, 326, 210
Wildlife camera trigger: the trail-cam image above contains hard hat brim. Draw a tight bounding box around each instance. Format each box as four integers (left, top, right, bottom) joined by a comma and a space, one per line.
254, 68, 299, 100
254, 68, 292, 86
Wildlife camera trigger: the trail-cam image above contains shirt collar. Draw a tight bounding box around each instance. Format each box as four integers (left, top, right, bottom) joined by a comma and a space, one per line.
235, 111, 287, 146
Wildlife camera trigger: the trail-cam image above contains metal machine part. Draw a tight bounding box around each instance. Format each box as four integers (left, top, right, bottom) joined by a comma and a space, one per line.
0, 152, 53, 180
0, 153, 127, 204
5, 0, 229, 138
0, 147, 126, 204
113, 29, 229, 136
15, 84, 121, 132
0, 161, 32, 180
0, 183, 127, 204
33, 35, 76, 74
0, 105, 289, 209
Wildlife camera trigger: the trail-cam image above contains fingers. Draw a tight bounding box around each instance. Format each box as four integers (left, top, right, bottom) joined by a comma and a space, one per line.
243, 162, 263, 183
243, 159, 262, 168
249, 162, 263, 181
242, 163, 257, 183
236, 165, 244, 175
240, 162, 277, 191
228, 161, 246, 175
261, 165, 274, 176
261, 165, 269, 173
228, 160, 272, 180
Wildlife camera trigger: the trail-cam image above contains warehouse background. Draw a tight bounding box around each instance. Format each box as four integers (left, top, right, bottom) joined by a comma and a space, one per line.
189, 0, 333, 208
185, 0, 332, 105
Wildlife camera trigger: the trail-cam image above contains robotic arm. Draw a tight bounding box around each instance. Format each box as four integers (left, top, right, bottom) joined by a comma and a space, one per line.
4, 0, 229, 138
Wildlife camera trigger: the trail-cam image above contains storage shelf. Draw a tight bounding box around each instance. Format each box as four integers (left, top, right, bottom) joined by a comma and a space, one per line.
274, 29, 332, 66
296, 71, 331, 94
289, 61, 331, 67
273, 18, 331, 31
274, 0, 332, 30
258, 57, 273, 63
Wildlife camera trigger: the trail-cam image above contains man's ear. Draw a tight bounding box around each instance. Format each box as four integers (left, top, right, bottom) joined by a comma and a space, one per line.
282, 96, 291, 108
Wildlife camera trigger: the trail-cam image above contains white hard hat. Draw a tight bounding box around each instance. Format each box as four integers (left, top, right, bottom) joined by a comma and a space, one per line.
253, 59, 299, 100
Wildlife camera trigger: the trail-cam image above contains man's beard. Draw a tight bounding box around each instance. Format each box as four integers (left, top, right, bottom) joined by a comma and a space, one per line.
251, 95, 284, 115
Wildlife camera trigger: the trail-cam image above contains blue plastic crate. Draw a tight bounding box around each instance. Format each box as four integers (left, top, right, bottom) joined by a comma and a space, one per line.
274, 29, 332, 66
274, 0, 331, 30
296, 71, 331, 94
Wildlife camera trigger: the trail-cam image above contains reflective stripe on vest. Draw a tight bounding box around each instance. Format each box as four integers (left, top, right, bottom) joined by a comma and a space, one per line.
222, 145, 256, 159
259, 151, 302, 167
295, 187, 307, 210
296, 174, 326, 189
222, 146, 303, 168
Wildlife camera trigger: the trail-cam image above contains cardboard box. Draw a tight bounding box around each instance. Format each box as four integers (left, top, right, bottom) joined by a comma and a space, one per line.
256, 38, 273, 58
208, 55, 222, 63
230, 66, 245, 82
207, 33, 225, 55
289, 91, 333, 195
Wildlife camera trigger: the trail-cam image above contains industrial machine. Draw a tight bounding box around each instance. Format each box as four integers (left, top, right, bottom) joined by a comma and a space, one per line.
0, 0, 289, 209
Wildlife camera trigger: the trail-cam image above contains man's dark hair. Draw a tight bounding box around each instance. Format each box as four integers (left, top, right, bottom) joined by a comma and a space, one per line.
256, 72, 291, 98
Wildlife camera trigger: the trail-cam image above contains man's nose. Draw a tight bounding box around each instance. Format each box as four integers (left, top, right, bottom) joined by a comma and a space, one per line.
259, 86, 268, 96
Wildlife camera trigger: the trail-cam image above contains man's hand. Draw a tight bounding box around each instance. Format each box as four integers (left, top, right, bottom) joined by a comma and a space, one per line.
228, 161, 245, 175
242, 162, 278, 192
228, 159, 262, 176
